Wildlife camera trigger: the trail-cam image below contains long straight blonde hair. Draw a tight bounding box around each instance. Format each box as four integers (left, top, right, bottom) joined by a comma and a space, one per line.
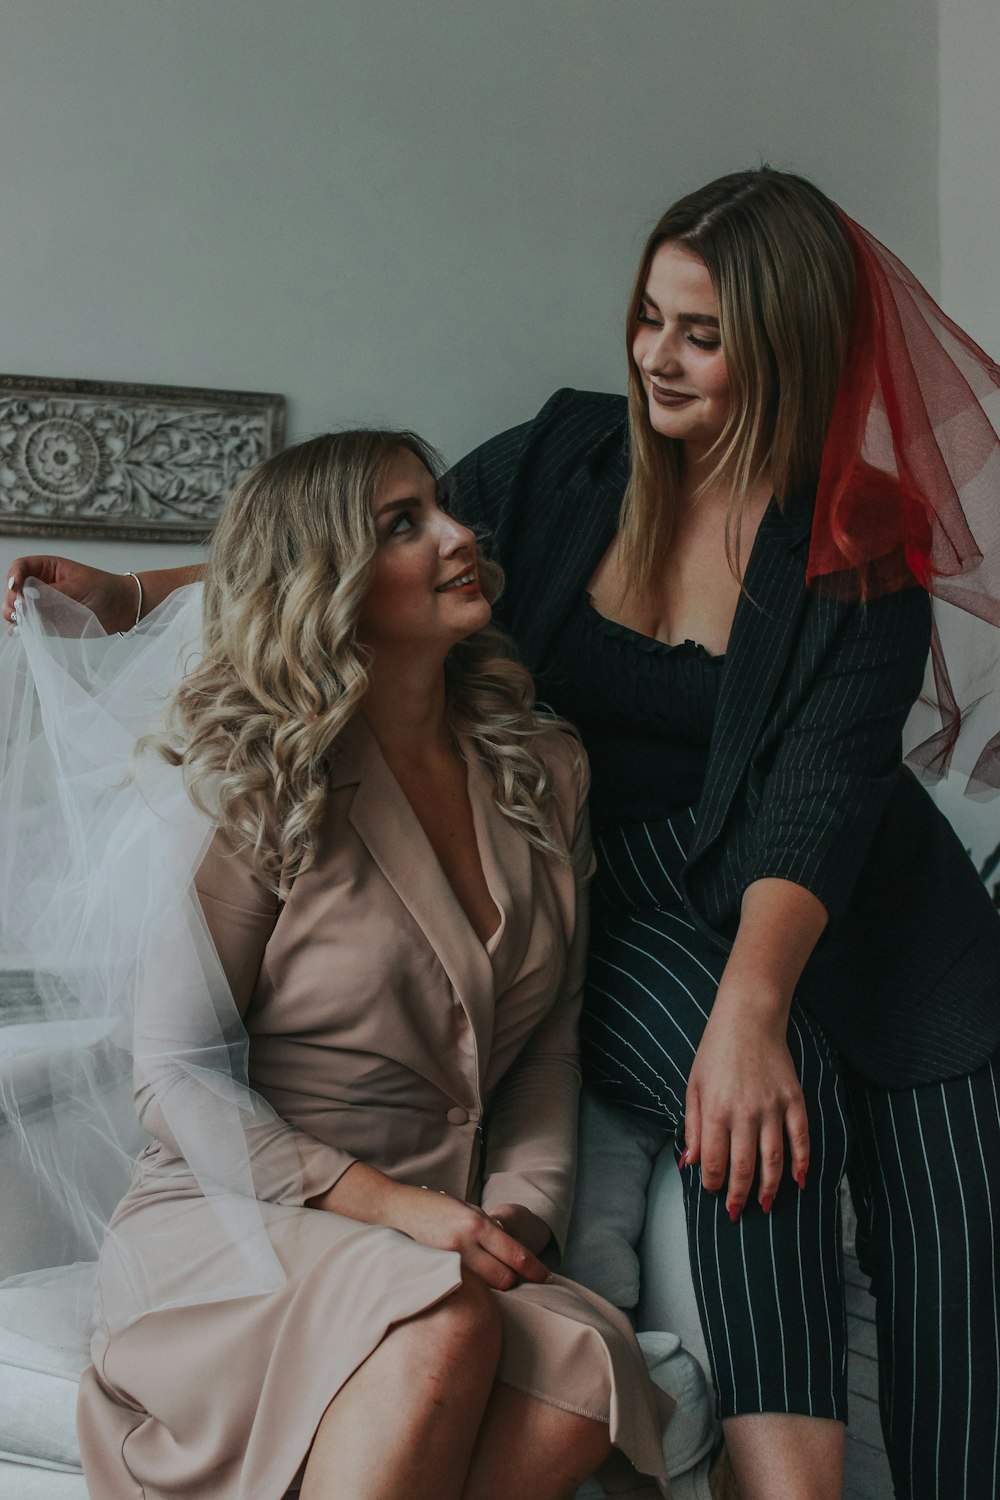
156, 429, 568, 890
620, 167, 856, 594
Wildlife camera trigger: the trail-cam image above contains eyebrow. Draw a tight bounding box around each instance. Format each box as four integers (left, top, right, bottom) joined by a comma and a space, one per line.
375, 496, 420, 519
640, 292, 720, 329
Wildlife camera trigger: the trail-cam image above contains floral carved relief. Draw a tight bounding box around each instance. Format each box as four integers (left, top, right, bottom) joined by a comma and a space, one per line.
0, 377, 285, 541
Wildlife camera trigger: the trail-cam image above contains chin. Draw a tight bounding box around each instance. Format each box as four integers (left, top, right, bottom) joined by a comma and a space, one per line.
645, 401, 715, 448
642, 394, 679, 438
452, 598, 492, 640
646, 409, 689, 442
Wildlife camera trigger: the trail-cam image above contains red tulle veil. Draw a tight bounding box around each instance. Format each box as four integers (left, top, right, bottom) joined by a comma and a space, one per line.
808, 212, 1000, 791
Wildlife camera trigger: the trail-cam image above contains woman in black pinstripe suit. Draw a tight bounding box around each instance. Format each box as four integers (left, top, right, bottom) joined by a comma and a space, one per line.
7, 168, 1000, 1500
442, 172, 1000, 1500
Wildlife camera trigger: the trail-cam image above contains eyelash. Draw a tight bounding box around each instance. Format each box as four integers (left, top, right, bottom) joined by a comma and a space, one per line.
636, 310, 720, 351
388, 511, 415, 536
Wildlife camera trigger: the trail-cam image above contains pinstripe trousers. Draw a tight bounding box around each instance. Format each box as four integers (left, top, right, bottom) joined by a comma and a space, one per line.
580, 810, 1000, 1500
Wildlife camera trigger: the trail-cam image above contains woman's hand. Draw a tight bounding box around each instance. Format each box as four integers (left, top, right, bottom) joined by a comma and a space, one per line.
486, 1201, 553, 1257
680, 877, 826, 1219
4, 556, 137, 632
390, 1188, 551, 1290
308, 1165, 550, 1291
683, 994, 810, 1220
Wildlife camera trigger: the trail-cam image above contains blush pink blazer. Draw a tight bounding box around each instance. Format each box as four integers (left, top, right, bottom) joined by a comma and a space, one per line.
135, 713, 593, 1250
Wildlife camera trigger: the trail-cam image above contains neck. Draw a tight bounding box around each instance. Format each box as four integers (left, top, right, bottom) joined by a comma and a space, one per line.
361, 649, 453, 761
680, 442, 772, 513
680, 439, 723, 497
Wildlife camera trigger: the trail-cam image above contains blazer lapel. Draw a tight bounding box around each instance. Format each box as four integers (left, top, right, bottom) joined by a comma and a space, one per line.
465, 748, 532, 985
335, 717, 499, 1070
510, 437, 627, 675
690, 492, 813, 861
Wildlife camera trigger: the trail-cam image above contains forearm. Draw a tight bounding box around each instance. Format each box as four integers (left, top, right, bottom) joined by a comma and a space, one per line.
135, 563, 206, 619
306, 1158, 411, 1224
716, 877, 828, 1024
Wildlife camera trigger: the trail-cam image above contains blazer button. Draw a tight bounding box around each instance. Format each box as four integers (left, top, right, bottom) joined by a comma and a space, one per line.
446, 1106, 469, 1126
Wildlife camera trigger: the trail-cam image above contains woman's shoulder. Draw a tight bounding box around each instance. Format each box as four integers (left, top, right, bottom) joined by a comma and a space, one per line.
464, 387, 625, 469
451, 389, 625, 492
195, 817, 280, 918
449, 390, 628, 559
527, 721, 590, 806
535, 387, 627, 429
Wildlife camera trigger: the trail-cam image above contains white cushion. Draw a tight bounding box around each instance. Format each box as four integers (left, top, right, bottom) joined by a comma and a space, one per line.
0, 1309, 88, 1469
571, 1329, 720, 1496
0, 1460, 88, 1498
638, 1331, 716, 1477
562, 1090, 670, 1309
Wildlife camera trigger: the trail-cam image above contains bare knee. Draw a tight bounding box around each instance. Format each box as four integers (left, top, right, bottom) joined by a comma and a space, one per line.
554, 1409, 613, 1481
395, 1269, 502, 1385
724, 1412, 844, 1500
434, 1268, 503, 1357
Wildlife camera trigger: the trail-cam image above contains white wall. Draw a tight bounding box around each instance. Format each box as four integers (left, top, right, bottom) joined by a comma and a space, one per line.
1, 0, 938, 576
933, 0, 1000, 863
940, 0, 1000, 355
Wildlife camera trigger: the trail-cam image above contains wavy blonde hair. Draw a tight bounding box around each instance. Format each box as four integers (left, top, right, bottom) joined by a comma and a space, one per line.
156, 429, 567, 890
620, 166, 856, 594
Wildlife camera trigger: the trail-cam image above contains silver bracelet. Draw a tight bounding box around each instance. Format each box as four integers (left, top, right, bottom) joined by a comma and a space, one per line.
120, 572, 143, 636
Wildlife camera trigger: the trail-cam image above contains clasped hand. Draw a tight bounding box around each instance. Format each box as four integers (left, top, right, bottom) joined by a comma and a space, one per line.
309, 1164, 551, 1293
390, 1190, 551, 1291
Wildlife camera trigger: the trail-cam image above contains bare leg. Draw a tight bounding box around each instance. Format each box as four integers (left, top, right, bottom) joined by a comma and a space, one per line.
300, 1270, 502, 1500
461, 1379, 614, 1500
723, 1412, 844, 1500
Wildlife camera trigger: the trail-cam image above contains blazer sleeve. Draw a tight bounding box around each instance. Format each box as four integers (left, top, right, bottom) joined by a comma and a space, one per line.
133, 825, 357, 1207
479, 743, 594, 1256
743, 581, 933, 927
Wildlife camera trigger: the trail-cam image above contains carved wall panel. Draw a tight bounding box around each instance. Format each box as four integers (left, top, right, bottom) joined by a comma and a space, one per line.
0, 376, 285, 541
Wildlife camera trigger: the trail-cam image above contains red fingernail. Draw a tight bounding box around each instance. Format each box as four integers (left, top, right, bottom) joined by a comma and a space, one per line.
678, 1148, 690, 1170
727, 1201, 741, 1222
760, 1194, 775, 1214
795, 1169, 807, 1189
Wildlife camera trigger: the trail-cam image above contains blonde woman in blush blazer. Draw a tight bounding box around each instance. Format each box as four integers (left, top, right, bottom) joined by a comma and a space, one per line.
13, 429, 671, 1500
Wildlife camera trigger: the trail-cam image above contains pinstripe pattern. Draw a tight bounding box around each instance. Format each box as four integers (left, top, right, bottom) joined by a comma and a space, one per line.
844, 1052, 1000, 1500
582, 812, 850, 1422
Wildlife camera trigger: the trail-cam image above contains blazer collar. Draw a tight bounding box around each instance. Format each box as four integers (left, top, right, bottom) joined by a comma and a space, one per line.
328, 711, 381, 789
332, 714, 528, 1077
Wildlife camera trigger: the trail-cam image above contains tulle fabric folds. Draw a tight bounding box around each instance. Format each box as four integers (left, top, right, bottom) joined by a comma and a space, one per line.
809, 214, 1000, 791
0, 584, 294, 1349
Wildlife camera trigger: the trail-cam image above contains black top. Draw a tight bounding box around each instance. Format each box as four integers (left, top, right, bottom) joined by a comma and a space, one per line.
540, 593, 724, 826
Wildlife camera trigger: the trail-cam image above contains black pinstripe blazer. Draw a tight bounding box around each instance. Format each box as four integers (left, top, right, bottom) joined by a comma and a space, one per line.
448, 388, 1000, 1088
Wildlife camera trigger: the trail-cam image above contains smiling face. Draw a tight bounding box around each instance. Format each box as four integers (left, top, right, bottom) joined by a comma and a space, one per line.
632, 241, 731, 460
357, 447, 491, 653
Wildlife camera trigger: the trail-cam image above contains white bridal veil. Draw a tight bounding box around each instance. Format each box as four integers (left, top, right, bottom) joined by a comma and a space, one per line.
0, 584, 301, 1350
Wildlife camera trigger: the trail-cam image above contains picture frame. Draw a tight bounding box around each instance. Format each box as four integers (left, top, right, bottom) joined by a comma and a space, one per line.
0, 375, 285, 542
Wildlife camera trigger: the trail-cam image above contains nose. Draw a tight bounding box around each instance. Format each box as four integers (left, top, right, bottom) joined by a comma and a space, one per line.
439, 510, 476, 557
641, 327, 683, 376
